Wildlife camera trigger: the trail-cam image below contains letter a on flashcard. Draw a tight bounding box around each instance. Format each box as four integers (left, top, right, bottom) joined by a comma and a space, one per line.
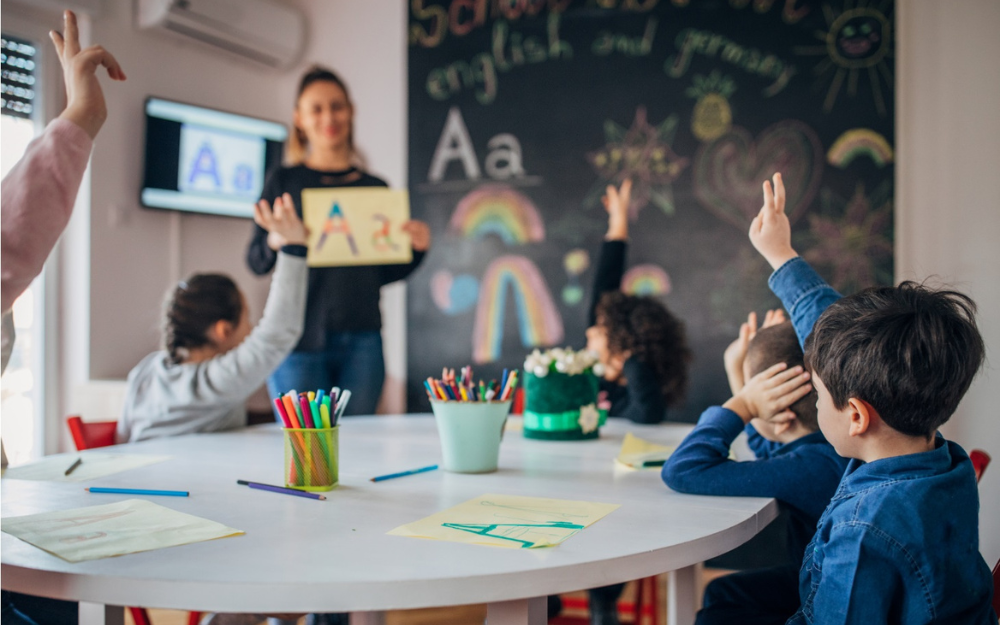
316, 201, 359, 256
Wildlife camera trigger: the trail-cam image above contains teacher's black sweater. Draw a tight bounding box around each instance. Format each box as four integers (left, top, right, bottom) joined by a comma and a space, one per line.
247, 165, 425, 351
588, 240, 668, 424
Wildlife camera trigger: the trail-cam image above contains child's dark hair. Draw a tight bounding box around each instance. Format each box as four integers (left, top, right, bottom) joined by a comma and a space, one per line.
594, 292, 690, 407
804, 281, 985, 437
163, 275, 243, 364
288, 65, 354, 165
746, 322, 818, 431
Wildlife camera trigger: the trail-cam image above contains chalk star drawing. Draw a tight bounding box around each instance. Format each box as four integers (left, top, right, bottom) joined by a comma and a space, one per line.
586, 107, 689, 221
801, 181, 893, 294
793, 0, 894, 117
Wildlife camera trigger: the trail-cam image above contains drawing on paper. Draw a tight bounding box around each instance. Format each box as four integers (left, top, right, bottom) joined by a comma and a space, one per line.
586, 107, 689, 220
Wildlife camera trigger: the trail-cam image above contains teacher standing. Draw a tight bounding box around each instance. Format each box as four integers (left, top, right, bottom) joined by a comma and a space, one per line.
247, 66, 430, 416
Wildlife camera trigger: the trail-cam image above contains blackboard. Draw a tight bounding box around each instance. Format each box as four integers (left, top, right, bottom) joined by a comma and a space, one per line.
406, 0, 895, 420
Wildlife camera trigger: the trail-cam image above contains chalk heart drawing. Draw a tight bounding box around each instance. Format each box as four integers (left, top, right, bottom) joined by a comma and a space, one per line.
693, 120, 824, 229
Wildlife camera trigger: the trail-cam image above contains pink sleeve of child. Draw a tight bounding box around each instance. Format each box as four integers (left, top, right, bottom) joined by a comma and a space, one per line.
1, 118, 93, 312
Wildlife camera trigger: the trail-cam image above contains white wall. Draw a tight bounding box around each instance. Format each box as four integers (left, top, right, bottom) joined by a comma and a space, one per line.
897, 0, 1000, 566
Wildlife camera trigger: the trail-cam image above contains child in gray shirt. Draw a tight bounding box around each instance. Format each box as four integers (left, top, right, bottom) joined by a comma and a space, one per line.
118, 193, 309, 443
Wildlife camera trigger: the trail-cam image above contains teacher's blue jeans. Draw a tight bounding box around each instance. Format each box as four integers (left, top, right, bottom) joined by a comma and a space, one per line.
267, 331, 385, 419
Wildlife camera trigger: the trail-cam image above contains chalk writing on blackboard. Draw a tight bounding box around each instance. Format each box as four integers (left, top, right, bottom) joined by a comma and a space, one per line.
693, 120, 823, 230
793, 1, 894, 116
587, 107, 688, 221
473, 255, 564, 364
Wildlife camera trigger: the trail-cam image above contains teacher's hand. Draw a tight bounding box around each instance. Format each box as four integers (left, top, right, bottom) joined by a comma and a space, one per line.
402, 220, 431, 252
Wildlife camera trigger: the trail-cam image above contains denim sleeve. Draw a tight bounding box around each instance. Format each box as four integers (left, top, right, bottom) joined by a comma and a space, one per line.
768, 257, 843, 348
803, 522, 900, 625
745, 423, 783, 459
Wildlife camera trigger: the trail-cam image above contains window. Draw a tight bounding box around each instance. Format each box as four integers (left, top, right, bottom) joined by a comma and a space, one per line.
1, 33, 45, 465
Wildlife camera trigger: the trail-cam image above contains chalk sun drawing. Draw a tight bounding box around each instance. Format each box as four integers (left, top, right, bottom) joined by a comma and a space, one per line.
449, 184, 545, 245
793, 0, 895, 117
587, 107, 689, 221
827, 128, 893, 168
472, 255, 564, 364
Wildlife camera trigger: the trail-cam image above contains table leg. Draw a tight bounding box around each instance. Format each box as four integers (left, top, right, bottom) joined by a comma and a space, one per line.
350, 611, 386, 625
486, 596, 546, 625
79, 603, 124, 625
667, 565, 698, 625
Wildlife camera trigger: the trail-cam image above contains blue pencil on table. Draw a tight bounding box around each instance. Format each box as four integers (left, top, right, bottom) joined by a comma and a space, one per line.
87, 487, 189, 497
370, 464, 438, 482
237, 480, 325, 500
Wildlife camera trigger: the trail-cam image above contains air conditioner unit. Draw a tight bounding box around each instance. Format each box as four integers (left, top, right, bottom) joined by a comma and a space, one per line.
136, 0, 305, 69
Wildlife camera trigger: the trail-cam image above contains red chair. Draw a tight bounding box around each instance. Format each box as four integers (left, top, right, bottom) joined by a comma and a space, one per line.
66, 416, 202, 625
970, 449, 990, 484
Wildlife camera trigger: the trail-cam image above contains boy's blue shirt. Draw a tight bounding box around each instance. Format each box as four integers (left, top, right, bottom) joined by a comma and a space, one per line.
770, 256, 997, 624
662, 406, 848, 561
789, 438, 997, 625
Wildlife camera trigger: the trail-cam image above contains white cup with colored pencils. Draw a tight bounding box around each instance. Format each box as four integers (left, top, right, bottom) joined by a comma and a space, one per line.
426, 367, 517, 474
273, 387, 350, 491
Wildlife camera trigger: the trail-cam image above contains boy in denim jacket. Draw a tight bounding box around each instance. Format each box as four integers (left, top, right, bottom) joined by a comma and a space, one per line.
750, 173, 996, 624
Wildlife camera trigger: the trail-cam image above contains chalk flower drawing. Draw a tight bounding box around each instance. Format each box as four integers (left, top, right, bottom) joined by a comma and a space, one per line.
802, 182, 893, 294
586, 107, 689, 221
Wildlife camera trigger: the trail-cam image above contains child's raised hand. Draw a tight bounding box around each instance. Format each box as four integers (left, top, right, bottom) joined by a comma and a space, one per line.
602, 179, 632, 241
51, 11, 126, 139
761, 308, 787, 328
255, 193, 308, 249
401, 220, 432, 251
723, 362, 812, 425
723, 311, 757, 395
749, 173, 798, 270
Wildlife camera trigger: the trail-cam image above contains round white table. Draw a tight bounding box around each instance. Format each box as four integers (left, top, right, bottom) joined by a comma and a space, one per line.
1, 416, 777, 625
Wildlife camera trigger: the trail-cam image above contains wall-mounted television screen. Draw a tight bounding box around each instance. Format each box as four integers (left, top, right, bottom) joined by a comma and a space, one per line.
141, 98, 287, 219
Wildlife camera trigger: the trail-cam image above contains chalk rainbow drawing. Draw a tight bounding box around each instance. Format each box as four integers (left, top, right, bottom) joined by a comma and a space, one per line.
450, 185, 545, 245
473, 255, 564, 364
622, 264, 672, 296
827, 129, 894, 168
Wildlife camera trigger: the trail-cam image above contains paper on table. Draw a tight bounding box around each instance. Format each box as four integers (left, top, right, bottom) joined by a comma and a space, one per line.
1, 453, 171, 483
388, 493, 619, 549
1, 499, 243, 563
614, 432, 676, 470
302, 187, 412, 267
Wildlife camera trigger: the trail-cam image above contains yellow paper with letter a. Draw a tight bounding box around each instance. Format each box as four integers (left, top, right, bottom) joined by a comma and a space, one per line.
302, 187, 412, 267
388, 493, 619, 549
